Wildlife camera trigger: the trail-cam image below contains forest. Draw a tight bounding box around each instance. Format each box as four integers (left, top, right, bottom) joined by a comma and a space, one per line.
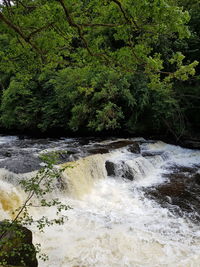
0, 0, 199, 140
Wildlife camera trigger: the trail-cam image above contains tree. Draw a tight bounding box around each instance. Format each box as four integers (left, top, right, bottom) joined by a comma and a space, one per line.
0, 0, 198, 136
0, 0, 197, 75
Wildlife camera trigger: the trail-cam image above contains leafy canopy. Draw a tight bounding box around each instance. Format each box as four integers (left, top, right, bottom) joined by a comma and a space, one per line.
0, 0, 199, 135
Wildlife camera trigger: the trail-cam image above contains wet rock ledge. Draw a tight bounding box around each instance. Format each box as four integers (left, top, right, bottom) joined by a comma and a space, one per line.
0, 221, 38, 267
146, 164, 200, 222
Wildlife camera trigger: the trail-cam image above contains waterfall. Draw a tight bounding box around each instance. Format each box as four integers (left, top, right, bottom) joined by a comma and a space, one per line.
61, 150, 165, 198
62, 154, 108, 198
0, 180, 22, 218
109, 156, 159, 181
0, 137, 200, 267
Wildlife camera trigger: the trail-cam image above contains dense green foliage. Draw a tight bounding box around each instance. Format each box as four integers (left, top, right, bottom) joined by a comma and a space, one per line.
0, 0, 199, 138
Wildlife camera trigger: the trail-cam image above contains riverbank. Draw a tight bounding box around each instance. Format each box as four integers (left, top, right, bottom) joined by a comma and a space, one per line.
0, 126, 200, 150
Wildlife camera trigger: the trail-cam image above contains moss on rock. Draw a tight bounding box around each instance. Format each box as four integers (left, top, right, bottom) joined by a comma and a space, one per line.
0, 221, 38, 267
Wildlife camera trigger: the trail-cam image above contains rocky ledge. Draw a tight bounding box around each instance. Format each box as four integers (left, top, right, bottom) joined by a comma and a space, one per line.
0, 221, 38, 267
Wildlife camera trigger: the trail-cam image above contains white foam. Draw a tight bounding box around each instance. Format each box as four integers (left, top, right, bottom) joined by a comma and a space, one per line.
33, 178, 200, 267
0, 139, 200, 267
0, 135, 18, 144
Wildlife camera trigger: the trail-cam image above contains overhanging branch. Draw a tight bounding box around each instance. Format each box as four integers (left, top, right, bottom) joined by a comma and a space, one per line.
111, 0, 139, 29
0, 11, 45, 61
57, 0, 109, 60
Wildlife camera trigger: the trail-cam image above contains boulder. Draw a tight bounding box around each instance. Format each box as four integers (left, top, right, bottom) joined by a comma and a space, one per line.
127, 143, 140, 154
105, 161, 116, 176
88, 140, 140, 155
88, 148, 109, 154
104, 140, 136, 150
105, 160, 135, 180
0, 156, 41, 174
141, 151, 163, 157
0, 221, 38, 267
121, 166, 134, 181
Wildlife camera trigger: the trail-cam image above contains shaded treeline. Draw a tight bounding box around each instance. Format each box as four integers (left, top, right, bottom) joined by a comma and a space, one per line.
0, 0, 199, 139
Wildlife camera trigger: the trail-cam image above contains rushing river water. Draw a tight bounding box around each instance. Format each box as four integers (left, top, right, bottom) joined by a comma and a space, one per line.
0, 135, 200, 267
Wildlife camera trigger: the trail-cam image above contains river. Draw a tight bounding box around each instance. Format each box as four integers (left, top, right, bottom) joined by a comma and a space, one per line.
0, 135, 200, 267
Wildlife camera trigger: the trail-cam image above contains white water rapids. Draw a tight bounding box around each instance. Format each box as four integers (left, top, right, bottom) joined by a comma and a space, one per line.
0, 137, 200, 266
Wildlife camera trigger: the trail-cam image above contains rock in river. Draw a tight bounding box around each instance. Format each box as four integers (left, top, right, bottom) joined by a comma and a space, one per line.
0, 221, 38, 267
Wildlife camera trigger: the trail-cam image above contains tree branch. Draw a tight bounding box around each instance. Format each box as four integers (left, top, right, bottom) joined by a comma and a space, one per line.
77, 22, 126, 27
2, 0, 14, 17
0, 11, 45, 61
14, 0, 38, 11
111, 0, 139, 29
27, 22, 55, 40
57, 0, 109, 60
